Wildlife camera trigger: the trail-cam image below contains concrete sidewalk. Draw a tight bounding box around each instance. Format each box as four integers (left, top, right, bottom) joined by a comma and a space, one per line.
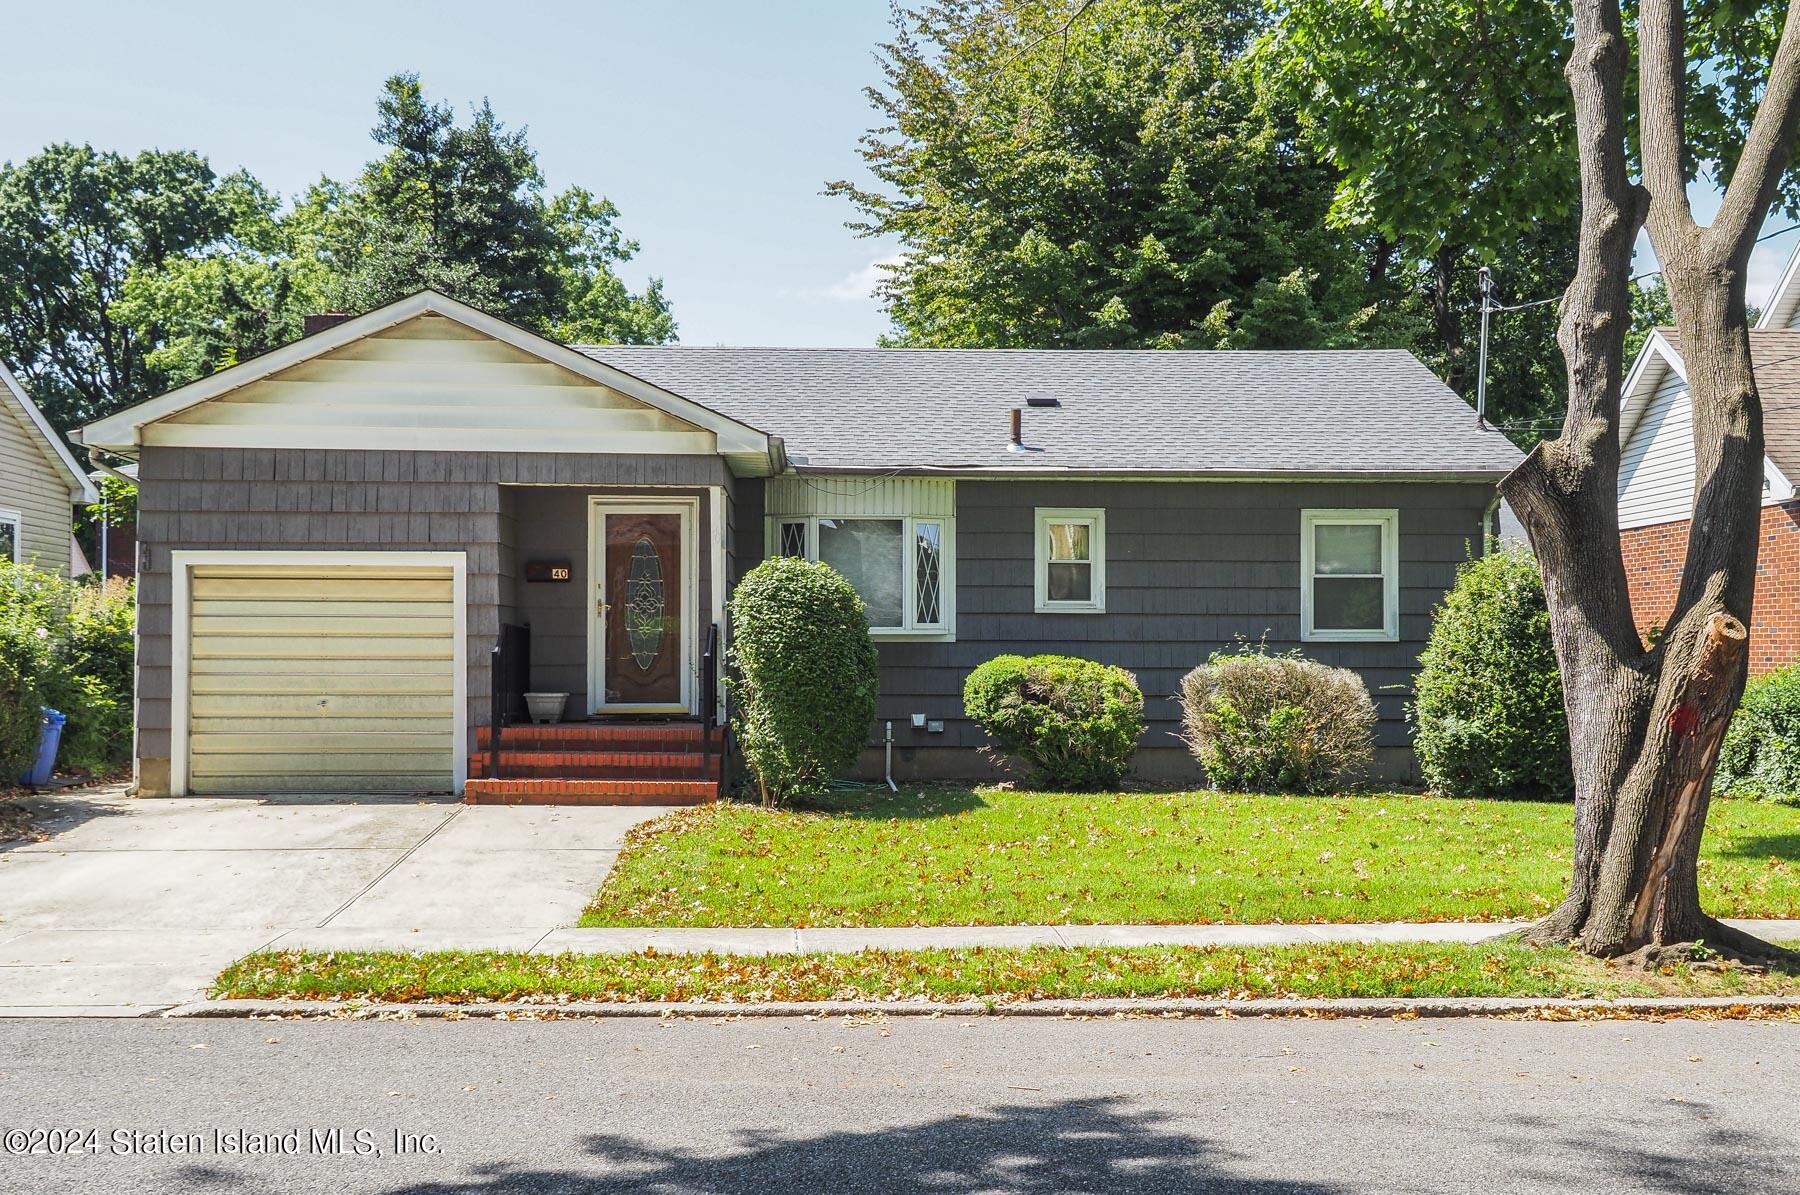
273, 918, 1800, 956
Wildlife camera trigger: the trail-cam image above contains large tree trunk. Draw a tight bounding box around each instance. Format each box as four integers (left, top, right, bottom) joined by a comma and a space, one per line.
1499, 0, 1800, 965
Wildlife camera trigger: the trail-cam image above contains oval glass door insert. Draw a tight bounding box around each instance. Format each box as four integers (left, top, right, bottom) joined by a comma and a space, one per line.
625, 538, 665, 671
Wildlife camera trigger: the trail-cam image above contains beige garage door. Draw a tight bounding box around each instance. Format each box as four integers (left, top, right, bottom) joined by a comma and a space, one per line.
186, 562, 458, 794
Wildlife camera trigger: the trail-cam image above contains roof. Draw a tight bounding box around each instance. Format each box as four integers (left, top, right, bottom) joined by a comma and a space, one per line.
0, 361, 98, 503
574, 345, 1523, 477
1657, 327, 1800, 479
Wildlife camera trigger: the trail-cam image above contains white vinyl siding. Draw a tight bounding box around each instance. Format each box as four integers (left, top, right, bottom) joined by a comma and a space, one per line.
147, 314, 717, 456
183, 562, 459, 794
1618, 369, 1697, 529
0, 399, 75, 573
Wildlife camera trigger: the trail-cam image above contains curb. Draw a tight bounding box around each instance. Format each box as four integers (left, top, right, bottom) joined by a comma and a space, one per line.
159, 995, 1800, 1021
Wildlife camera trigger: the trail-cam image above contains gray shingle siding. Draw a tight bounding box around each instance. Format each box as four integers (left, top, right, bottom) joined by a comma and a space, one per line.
869, 479, 1493, 782
134, 447, 730, 788
135, 444, 1490, 789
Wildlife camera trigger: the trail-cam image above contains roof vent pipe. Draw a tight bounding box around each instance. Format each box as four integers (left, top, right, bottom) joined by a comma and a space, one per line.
1008, 407, 1026, 452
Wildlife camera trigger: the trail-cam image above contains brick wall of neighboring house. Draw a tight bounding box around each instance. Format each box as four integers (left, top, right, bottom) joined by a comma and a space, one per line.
1620, 500, 1800, 674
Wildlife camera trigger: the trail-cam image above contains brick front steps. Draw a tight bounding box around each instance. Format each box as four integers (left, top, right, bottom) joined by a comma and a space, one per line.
466, 720, 721, 805
462, 778, 717, 805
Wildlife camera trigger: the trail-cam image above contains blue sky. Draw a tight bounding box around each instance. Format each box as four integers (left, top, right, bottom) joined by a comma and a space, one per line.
7, 1, 1799, 345
3, 0, 903, 346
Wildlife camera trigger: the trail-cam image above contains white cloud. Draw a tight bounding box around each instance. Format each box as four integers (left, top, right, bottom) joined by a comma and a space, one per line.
783, 253, 904, 303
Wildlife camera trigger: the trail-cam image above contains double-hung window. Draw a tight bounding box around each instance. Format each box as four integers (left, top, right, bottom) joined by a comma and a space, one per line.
1301, 509, 1398, 641
0, 509, 19, 565
770, 515, 953, 637
1034, 508, 1105, 612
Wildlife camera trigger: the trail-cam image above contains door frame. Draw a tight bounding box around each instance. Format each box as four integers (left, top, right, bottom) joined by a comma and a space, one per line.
167, 549, 469, 798
586, 496, 699, 715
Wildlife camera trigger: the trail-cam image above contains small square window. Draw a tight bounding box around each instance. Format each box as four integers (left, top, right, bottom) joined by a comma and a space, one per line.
1035, 508, 1105, 612
1302, 509, 1398, 641
0, 510, 18, 565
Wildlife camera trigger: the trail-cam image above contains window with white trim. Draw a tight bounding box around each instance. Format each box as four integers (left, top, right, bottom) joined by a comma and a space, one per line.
1301, 509, 1399, 641
0, 508, 18, 565
767, 515, 953, 636
1034, 508, 1105, 612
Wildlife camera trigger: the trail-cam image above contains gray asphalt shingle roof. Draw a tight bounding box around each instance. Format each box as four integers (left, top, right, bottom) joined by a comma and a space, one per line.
574, 345, 1524, 476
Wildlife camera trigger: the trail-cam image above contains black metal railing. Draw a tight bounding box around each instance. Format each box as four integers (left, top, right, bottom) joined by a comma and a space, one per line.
701, 621, 724, 784
487, 623, 530, 781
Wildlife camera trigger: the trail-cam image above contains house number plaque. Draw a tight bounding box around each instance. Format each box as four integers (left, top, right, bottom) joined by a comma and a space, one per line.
525, 560, 573, 583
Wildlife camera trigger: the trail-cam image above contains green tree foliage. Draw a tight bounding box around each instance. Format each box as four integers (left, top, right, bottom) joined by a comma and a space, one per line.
1411, 546, 1572, 799
729, 558, 880, 805
831, 0, 1432, 351
302, 74, 674, 344
4, 74, 675, 433
962, 654, 1145, 790
1271, 0, 1798, 442
0, 144, 244, 428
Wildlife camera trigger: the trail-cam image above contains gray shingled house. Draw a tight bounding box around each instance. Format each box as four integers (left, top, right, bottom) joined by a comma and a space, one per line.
77, 290, 1522, 801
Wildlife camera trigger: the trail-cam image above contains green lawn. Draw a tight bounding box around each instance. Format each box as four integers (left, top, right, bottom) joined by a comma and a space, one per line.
213, 941, 1800, 1005
582, 788, 1800, 928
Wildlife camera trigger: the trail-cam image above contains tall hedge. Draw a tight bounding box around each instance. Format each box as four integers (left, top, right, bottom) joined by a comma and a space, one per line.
1717, 665, 1800, 803
729, 557, 879, 805
0, 563, 136, 781
1411, 545, 1572, 799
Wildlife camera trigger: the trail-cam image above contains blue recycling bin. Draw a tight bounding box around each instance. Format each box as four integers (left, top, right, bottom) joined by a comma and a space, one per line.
20, 707, 65, 788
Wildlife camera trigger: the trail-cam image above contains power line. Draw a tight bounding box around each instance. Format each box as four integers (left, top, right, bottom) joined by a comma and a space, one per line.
1479, 221, 1800, 313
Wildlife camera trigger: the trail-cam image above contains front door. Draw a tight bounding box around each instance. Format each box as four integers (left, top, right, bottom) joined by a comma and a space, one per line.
593, 503, 690, 711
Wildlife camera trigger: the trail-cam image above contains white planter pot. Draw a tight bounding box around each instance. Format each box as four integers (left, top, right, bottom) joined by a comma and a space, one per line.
523, 692, 568, 725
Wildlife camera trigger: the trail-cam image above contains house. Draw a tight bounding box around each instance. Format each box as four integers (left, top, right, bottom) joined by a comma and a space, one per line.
1618, 244, 1800, 672
77, 290, 1521, 801
1, 360, 98, 575
85, 462, 139, 580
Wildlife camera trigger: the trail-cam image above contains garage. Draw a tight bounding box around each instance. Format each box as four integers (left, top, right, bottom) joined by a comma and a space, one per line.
179, 557, 463, 795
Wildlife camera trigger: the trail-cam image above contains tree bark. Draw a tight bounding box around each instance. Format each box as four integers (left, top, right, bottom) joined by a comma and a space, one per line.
1499, 0, 1800, 964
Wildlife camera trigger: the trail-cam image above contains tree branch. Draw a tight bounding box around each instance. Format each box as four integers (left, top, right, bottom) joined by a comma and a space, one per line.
1710, 1, 1800, 264
1637, 0, 1697, 246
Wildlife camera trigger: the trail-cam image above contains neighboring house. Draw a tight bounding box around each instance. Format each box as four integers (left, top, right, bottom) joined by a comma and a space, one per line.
78, 290, 1520, 801
0, 361, 98, 575
85, 462, 139, 579
1618, 244, 1800, 673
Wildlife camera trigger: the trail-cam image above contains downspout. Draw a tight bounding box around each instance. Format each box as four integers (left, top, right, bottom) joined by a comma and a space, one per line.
1483, 489, 1503, 554
884, 721, 899, 793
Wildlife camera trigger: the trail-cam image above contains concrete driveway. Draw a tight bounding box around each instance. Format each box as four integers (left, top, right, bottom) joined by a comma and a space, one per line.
0, 786, 669, 1016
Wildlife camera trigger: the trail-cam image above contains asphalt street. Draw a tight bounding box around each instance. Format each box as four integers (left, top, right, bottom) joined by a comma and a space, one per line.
0, 1014, 1793, 1194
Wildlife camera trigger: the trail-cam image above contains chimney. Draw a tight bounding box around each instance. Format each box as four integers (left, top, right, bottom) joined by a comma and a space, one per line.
1008, 407, 1025, 452
303, 312, 351, 337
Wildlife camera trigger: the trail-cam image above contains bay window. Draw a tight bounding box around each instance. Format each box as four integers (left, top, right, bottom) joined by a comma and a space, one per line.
768, 514, 953, 636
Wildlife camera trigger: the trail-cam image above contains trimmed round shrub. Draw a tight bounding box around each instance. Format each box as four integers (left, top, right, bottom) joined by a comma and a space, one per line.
728, 557, 879, 805
962, 654, 1144, 790
1411, 546, 1572, 799
1179, 645, 1376, 793
1717, 665, 1800, 803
